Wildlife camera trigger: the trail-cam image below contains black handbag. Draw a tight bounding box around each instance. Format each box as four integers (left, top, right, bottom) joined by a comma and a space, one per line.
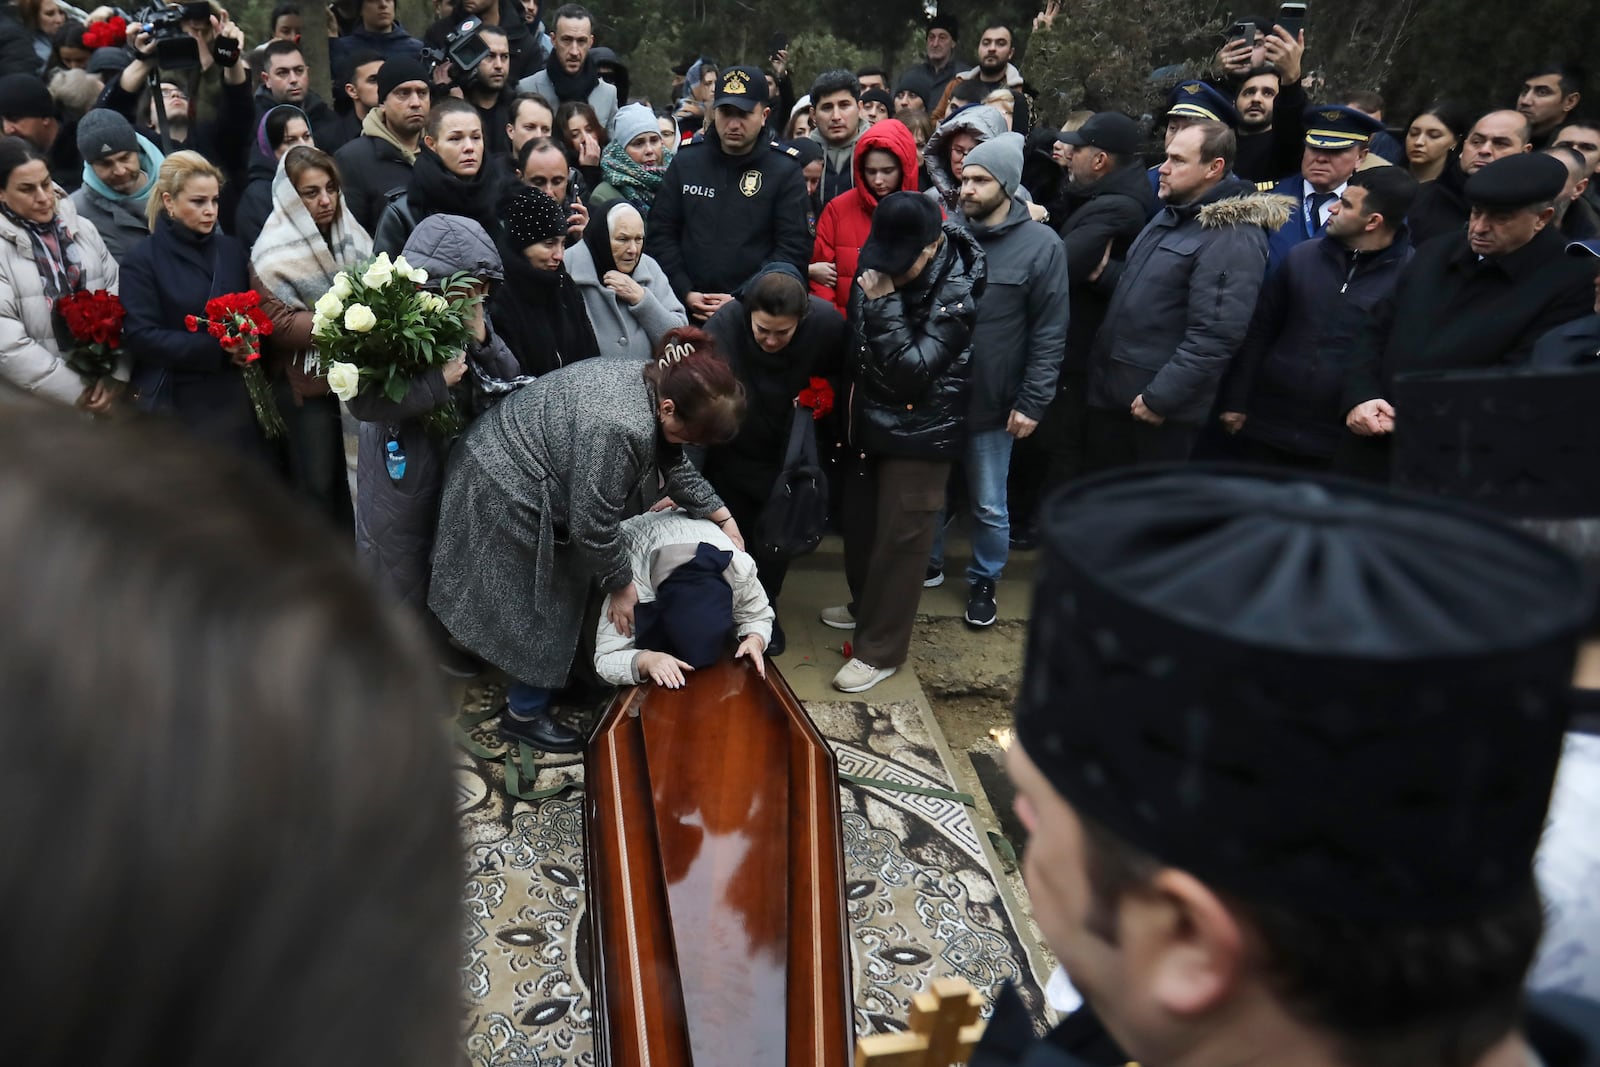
754, 406, 829, 559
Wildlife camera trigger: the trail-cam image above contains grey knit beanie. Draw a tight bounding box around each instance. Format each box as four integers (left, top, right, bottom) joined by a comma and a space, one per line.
961, 131, 1024, 197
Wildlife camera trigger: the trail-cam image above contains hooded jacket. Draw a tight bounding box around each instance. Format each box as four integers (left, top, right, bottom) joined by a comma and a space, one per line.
1055, 160, 1159, 373
1087, 178, 1294, 425
1220, 228, 1414, 459
333, 109, 419, 235
348, 214, 522, 615
646, 126, 812, 302
811, 119, 921, 315
808, 115, 870, 206
964, 196, 1070, 430
923, 104, 1009, 212
847, 222, 987, 460
70, 132, 162, 264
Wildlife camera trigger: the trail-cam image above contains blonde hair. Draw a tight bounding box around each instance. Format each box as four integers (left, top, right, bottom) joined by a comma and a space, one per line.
147, 150, 226, 230
983, 87, 1016, 115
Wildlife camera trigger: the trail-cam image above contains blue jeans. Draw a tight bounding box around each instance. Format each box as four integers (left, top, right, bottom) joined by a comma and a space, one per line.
506, 682, 552, 720
930, 428, 1013, 583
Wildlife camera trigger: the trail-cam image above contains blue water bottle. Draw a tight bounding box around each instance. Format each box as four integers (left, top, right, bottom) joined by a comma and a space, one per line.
384, 435, 406, 482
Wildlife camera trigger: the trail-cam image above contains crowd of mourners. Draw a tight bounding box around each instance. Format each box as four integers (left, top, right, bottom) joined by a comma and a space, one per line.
4, 0, 1600, 742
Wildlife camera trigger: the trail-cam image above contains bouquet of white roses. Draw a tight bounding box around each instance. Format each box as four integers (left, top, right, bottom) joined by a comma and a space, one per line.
312, 252, 481, 436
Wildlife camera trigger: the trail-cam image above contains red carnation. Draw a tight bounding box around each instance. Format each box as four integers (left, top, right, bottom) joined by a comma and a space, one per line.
185, 314, 198, 331
796, 376, 834, 420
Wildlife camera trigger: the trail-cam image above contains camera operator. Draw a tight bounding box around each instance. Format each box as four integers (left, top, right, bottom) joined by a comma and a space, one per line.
428, 0, 540, 84
1212, 17, 1308, 183
453, 23, 514, 158
98, 11, 253, 179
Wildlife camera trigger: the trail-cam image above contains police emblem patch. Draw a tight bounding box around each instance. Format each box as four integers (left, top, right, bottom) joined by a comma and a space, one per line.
723, 70, 750, 95
740, 169, 763, 197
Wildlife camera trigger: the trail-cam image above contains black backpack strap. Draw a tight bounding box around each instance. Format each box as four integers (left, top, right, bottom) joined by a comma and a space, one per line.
782, 404, 816, 469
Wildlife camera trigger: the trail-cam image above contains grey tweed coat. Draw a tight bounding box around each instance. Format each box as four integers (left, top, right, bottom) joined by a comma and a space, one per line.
428, 358, 724, 686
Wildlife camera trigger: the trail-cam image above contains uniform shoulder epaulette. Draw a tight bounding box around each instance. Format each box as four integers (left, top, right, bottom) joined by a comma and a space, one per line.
1255, 179, 1276, 191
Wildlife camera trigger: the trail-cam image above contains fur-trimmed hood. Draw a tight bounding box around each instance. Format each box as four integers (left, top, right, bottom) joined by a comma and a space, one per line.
1181, 178, 1296, 231
923, 104, 1009, 201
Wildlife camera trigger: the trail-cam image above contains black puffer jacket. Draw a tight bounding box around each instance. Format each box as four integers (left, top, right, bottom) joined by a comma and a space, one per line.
846, 223, 985, 460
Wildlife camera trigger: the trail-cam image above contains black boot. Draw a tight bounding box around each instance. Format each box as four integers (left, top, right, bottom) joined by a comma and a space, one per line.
498, 707, 586, 754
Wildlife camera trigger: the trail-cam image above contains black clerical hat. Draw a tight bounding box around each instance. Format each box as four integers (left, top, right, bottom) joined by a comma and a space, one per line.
1017, 466, 1592, 922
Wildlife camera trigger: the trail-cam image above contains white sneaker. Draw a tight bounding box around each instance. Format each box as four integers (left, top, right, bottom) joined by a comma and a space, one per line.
820, 604, 856, 630
833, 658, 897, 693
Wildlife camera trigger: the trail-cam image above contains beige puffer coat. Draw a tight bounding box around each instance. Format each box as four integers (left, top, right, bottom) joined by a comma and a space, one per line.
0, 193, 120, 405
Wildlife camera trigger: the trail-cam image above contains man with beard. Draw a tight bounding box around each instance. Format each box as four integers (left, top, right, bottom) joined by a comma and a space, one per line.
70, 108, 164, 262
515, 4, 615, 133
1409, 110, 1533, 244
1339, 153, 1599, 478
967, 462, 1600, 1067
1260, 105, 1385, 273
334, 58, 430, 232
1218, 167, 1416, 469
934, 24, 1032, 135
462, 24, 514, 158
925, 131, 1067, 627
646, 66, 810, 322
1213, 20, 1307, 183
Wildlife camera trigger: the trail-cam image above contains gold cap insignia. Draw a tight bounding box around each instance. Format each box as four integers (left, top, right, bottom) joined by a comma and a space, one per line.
723, 71, 750, 95
1182, 84, 1201, 94
1321, 109, 1344, 121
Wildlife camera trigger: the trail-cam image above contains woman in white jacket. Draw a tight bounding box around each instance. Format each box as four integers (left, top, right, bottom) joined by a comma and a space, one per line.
0, 136, 119, 411
594, 510, 773, 689
564, 201, 686, 361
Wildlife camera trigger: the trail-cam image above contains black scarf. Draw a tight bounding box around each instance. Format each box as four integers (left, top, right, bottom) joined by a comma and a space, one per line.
580, 203, 620, 276
491, 243, 600, 378
407, 148, 501, 233
544, 50, 600, 104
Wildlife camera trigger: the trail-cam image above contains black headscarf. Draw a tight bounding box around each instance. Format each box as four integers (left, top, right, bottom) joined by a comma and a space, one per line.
580, 200, 624, 276
491, 196, 600, 379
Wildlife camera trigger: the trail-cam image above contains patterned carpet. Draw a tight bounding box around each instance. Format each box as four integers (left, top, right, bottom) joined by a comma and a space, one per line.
454, 683, 1047, 1066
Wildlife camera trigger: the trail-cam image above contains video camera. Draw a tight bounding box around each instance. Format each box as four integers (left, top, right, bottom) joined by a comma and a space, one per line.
127, 1, 222, 70
419, 17, 492, 87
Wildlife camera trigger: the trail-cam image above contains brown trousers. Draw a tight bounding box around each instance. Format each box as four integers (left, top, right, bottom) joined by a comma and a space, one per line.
841, 455, 951, 669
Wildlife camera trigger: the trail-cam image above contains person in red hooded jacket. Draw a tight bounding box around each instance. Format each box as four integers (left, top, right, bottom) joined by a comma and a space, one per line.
808, 117, 921, 315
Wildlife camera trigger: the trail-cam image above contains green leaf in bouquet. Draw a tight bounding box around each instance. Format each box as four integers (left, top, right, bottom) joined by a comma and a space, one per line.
383, 367, 408, 403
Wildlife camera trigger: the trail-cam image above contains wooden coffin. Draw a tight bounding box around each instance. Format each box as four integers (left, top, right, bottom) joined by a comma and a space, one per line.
584, 657, 854, 1067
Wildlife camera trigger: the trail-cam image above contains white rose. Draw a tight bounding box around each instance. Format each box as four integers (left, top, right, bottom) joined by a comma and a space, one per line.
325, 361, 361, 402
393, 255, 428, 285
314, 291, 344, 320
331, 272, 353, 300
344, 303, 378, 333
419, 292, 447, 314
362, 257, 394, 290
311, 312, 331, 337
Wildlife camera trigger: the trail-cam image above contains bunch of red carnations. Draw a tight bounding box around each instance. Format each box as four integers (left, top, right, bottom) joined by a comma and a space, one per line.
186, 290, 286, 438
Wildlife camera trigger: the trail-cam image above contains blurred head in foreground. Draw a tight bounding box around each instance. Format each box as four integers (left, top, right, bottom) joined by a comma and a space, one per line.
1010, 465, 1593, 1067
0, 401, 463, 1067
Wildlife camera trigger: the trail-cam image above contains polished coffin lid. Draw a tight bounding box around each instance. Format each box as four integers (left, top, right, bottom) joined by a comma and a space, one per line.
584, 658, 854, 1067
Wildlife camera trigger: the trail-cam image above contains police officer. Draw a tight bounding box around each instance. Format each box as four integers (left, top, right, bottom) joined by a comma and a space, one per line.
1148, 80, 1241, 196
646, 65, 812, 322
970, 464, 1600, 1067
1261, 104, 1387, 273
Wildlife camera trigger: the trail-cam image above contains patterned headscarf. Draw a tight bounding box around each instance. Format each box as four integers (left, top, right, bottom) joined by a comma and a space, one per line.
598, 138, 672, 216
